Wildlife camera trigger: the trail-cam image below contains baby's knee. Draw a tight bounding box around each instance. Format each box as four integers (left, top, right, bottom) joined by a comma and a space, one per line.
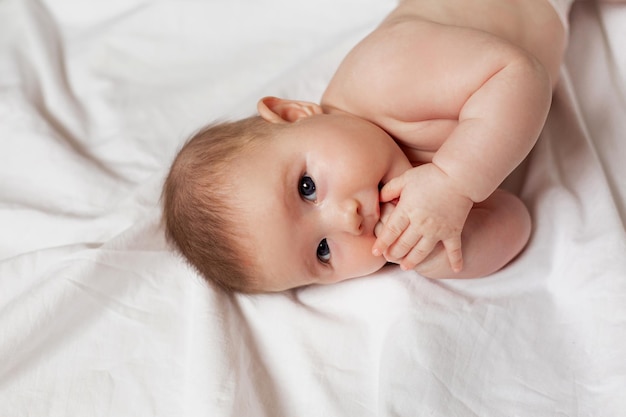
482, 189, 532, 250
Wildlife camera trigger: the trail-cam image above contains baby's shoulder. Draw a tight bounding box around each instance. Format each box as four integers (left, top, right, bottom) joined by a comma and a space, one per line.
322, 18, 516, 125
352, 16, 518, 79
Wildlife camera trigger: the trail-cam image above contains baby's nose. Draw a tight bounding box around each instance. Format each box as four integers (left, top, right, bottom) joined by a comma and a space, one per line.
327, 198, 363, 235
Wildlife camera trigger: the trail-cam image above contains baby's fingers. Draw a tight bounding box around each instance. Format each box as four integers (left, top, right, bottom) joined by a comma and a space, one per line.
372, 213, 410, 256
374, 203, 395, 238
385, 226, 423, 261
399, 237, 438, 270
379, 176, 404, 203
443, 237, 463, 273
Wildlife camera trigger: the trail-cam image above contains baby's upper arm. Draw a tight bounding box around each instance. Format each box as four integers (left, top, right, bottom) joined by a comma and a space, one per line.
323, 18, 551, 199
323, 18, 539, 136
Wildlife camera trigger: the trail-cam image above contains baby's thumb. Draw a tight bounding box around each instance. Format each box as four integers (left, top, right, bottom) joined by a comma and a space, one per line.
379, 176, 403, 202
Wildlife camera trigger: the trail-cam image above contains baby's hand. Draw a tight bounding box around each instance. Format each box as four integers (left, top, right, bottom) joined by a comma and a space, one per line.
372, 164, 473, 272
374, 201, 396, 238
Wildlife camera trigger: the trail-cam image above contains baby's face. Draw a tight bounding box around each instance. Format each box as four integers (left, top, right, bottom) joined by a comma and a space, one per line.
233, 113, 411, 291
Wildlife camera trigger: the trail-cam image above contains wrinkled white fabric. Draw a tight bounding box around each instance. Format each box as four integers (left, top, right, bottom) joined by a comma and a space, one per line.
1, 0, 625, 416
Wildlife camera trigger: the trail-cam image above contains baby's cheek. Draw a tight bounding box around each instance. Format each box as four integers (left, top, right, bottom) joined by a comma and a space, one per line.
354, 238, 388, 275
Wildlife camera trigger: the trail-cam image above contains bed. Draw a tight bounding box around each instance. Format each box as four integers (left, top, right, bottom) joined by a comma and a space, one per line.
1, 0, 625, 415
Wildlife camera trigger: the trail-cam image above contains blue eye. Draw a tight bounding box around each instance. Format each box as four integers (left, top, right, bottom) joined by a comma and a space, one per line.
317, 239, 331, 263
299, 175, 317, 202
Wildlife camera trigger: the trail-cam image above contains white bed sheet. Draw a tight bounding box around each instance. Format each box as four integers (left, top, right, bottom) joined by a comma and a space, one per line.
1, 0, 625, 415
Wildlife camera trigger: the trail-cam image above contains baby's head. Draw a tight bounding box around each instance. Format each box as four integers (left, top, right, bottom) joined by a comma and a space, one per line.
163, 97, 411, 293
162, 116, 270, 292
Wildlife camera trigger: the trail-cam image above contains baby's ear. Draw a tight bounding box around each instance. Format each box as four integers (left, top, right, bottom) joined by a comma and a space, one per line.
257, 96, 323, 123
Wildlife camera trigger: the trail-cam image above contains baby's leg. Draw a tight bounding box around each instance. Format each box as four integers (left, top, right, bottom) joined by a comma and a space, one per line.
414, 189, 531, 279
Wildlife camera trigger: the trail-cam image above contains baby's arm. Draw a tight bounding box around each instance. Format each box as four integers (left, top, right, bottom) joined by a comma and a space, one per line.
370, 27, 552, 272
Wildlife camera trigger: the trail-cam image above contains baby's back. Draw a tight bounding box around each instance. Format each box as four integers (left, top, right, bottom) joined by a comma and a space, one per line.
386, 0, 566, 81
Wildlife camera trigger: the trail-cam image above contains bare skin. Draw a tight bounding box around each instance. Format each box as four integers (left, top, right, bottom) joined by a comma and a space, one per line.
234, 0, 568, 291
320, 0, 564, 273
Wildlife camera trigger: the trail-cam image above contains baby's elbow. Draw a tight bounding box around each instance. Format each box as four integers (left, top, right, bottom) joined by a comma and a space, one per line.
503, 50, 553, 137
515, 50, 553, 105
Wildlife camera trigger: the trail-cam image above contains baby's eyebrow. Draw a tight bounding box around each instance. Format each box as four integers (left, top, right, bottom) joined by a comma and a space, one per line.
276, 166, 316, 282
280, 163, 295, 209
276, 161, 324, 284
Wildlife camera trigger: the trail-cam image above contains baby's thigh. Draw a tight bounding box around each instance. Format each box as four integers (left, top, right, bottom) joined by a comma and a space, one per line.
473, 189, 531, 247
414, 189, 531, 279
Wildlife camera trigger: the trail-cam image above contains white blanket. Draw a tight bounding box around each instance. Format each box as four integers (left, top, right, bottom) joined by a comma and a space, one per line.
1, 0, 625, 415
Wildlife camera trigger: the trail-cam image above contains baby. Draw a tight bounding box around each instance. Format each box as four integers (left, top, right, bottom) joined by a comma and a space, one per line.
162, 0, 572, 293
